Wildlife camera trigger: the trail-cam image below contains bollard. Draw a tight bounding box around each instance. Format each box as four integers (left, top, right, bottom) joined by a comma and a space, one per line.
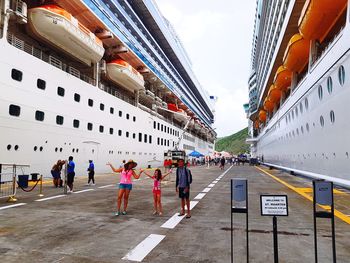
38, 174, 44, 197
7, 166, 17, 202
63, 161, 68, 194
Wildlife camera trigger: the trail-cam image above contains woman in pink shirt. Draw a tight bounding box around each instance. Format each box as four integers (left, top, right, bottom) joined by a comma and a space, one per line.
107, 160, 141, 216
141, 168, 172, 215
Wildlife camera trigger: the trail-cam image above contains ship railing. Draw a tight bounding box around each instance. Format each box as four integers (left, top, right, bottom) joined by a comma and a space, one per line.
99, 83, 136, 106
0, 163, 30, 201
7, 33, 96, 86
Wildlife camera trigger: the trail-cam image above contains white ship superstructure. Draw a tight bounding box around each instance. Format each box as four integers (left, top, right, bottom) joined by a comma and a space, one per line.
0, 0, 216, 175
247, 0, 350, 187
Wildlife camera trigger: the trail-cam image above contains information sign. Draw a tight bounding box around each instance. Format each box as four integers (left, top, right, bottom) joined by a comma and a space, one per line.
260, 195, 288, 216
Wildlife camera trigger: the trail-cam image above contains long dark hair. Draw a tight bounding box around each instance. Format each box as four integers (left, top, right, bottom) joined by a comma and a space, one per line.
155, 169, 162, 181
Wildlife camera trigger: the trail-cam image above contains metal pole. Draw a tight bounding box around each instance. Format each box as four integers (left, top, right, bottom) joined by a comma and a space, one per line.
38, 174, 44, 197
313, 181, 318, 263
246, 182, 249, 263
273, 216, 278, 263
231, 186, 233, 263
8, 164, 17, 202
64, 161, 68, 194
331, 182, 336, 263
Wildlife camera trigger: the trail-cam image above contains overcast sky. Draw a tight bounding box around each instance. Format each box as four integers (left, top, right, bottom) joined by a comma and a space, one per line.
155, 0, 256, 137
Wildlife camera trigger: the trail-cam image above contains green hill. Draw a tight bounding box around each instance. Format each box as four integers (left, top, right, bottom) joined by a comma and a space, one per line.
215, 127, 249, 154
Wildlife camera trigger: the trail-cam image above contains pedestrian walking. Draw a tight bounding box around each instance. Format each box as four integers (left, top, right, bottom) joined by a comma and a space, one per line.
87, 160, 95, 186
67, 156, 75, 193
176, 159, 192, 218
141, 168, 172, 215
220, 156, 225, 170
107, 160, 142, 216
51, 160, 64, 187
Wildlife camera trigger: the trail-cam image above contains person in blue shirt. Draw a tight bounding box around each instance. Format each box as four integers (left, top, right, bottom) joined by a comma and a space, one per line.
67, 156, 75, 193
87, 160, 95, 186
175, 159, 192, 218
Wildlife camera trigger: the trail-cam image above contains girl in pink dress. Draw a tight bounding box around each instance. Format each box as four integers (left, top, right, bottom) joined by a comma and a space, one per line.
141, 168, 172, 215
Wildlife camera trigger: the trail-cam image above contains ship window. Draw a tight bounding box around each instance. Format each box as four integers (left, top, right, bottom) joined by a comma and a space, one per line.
57, 87, 65, 97
109, 128, 114, 135
301, 126, 304, 134
157, 137, 160, 145
37, 79, 46, 90
167, 140, 170, 146
153, 121, 156, 129
327, 77, 333, 94
133, 133, 136, 139
11, 69, 22, 81
126, 113, 130, 120
291, 110, 294, 120
139, 133, 142, 142
119, 111, 122, 117
87, 123, 93, 131
71, 119, 79, 128
330, 110, 335, 124
338, 65, 345, 86
299, 103, 303, 114
318, 85, 323, 100
34, 146, 37, 151
295, 107, 298, 117
161, 124, 164, 132
9, 104, 21, 116
161, 138, 164, 145
118, 130, 122, 136
56, 115, 64, 125
305, 98, 309, 110
100, 103, 105, 111
88, 99, 94, 107
74, 93, 80, 102
320, 116, 325, 127
110, 107, 114, 114
133, 116, 136, 122
157, 123, 160, 130
35, 110, 45, 121
99, 125, 104, 133
149, 135, 152, 144
126, 131, 129, 138
144, 134, 147, 143
167, 127, 170, 134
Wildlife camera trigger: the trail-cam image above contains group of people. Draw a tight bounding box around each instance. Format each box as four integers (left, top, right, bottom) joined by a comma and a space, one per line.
107, 158, 192, 218
51, 157, 95, 193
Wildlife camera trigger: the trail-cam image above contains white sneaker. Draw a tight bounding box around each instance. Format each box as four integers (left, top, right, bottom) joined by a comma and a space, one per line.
91, 183, 96, 186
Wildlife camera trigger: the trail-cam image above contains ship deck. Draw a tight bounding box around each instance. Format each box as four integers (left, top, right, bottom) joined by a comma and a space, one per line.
0, 165, 350, 262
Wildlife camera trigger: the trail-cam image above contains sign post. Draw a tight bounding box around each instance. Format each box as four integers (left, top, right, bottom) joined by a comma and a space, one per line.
231, 179, 248, 263
260, 195, 288, 263
313, 180, 336, 263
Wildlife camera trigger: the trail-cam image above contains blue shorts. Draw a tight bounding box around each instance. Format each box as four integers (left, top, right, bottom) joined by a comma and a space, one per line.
119, 183, 132, 190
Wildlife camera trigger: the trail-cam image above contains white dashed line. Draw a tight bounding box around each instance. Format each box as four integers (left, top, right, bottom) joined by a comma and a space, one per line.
73, 189, 95, 194
202, 188, 211, 193
161, 213, 186, 229
194, 193, 206, 200
98, 184, 114, 189
35, 195, 65, 202
212, 181, 218, 184
0, 203, 26, 210
122, 234, 166, 262
190, 200, 199, 210
208, 184, 215, 188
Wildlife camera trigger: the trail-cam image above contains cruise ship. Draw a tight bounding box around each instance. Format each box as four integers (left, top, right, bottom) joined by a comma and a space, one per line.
0, 0, 216, 175
247, 0, 350, 187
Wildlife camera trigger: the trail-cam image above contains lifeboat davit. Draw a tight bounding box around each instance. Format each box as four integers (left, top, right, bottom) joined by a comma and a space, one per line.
268, 85, 282, 103
259, 110, 267, 123
283, 34, 309, 73
298, 0, 347, 42
274, 66, 292, 91
174, 109, 188, 122
28, 5, 104, 66
263, 98, 275, 112
106, 59, 145, 92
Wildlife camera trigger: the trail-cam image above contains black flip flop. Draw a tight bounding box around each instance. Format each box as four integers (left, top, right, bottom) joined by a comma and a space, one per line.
186, 215, 191, 219
178, 213, 185, 216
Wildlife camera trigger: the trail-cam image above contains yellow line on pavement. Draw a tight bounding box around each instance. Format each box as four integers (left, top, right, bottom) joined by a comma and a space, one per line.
256, 166, 350, 225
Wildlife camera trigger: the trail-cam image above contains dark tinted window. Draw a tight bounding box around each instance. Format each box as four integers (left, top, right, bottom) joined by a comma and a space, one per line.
11, 69, 22, 81
119, 111, 122, 117
133, 116, 136, 122
153, 121, 156, 129
144, 134, 148, 143
73, 119, 79, 128
157, 123, 160, 130
133, 133, 136, 139
149, 135, 152, 144
35, 110, 45, 121
161, 124, 164, 132
110, 107, 114, 114
56, 115, 64, 125
37, 79, 46, 90
126, 131, 129, 138
88, 99, 93, 107
87, 123, 93, 130
99, 125, 104, 133
126, 113, 130, 120
157, 137, 160, 145
9, 104, 21, 116
100, 103, 105, 111
74, 93, 80, 102
57, 87, 65, 96
109, 128, 114, 134
139, 133, 142, 142
118, 130, 122, 136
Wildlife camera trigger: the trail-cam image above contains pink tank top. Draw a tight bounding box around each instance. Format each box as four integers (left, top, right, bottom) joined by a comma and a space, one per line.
120, 169, 133, 184
153, 177, 161, 191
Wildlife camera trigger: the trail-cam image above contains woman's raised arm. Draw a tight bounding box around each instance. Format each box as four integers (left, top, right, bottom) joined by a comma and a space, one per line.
106, 162, 123, 173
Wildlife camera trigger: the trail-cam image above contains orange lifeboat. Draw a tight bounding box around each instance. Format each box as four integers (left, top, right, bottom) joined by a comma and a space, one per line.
174, 109, 188, 123
259, 110, 267, 123
28, 5, 104, 66
106, 59, 145, 92
263, 98, 275, 112
268, 85, 282, 103
254, 121, 259, 129
274, 66, 292, 91
283, 34, 310, 73
298, 0, 347, 42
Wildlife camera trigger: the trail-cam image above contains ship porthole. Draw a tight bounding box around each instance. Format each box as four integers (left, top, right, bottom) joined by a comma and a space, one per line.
305, 98, 309, 110
14, 145, 19, 151
327, 77, 333, 94
34, 146, 38, 151
338, 65, 345, 86
330, 110, 335, 124
7, 144, 11, 151
318, 85, 323, 100
320, 116, 325, 127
